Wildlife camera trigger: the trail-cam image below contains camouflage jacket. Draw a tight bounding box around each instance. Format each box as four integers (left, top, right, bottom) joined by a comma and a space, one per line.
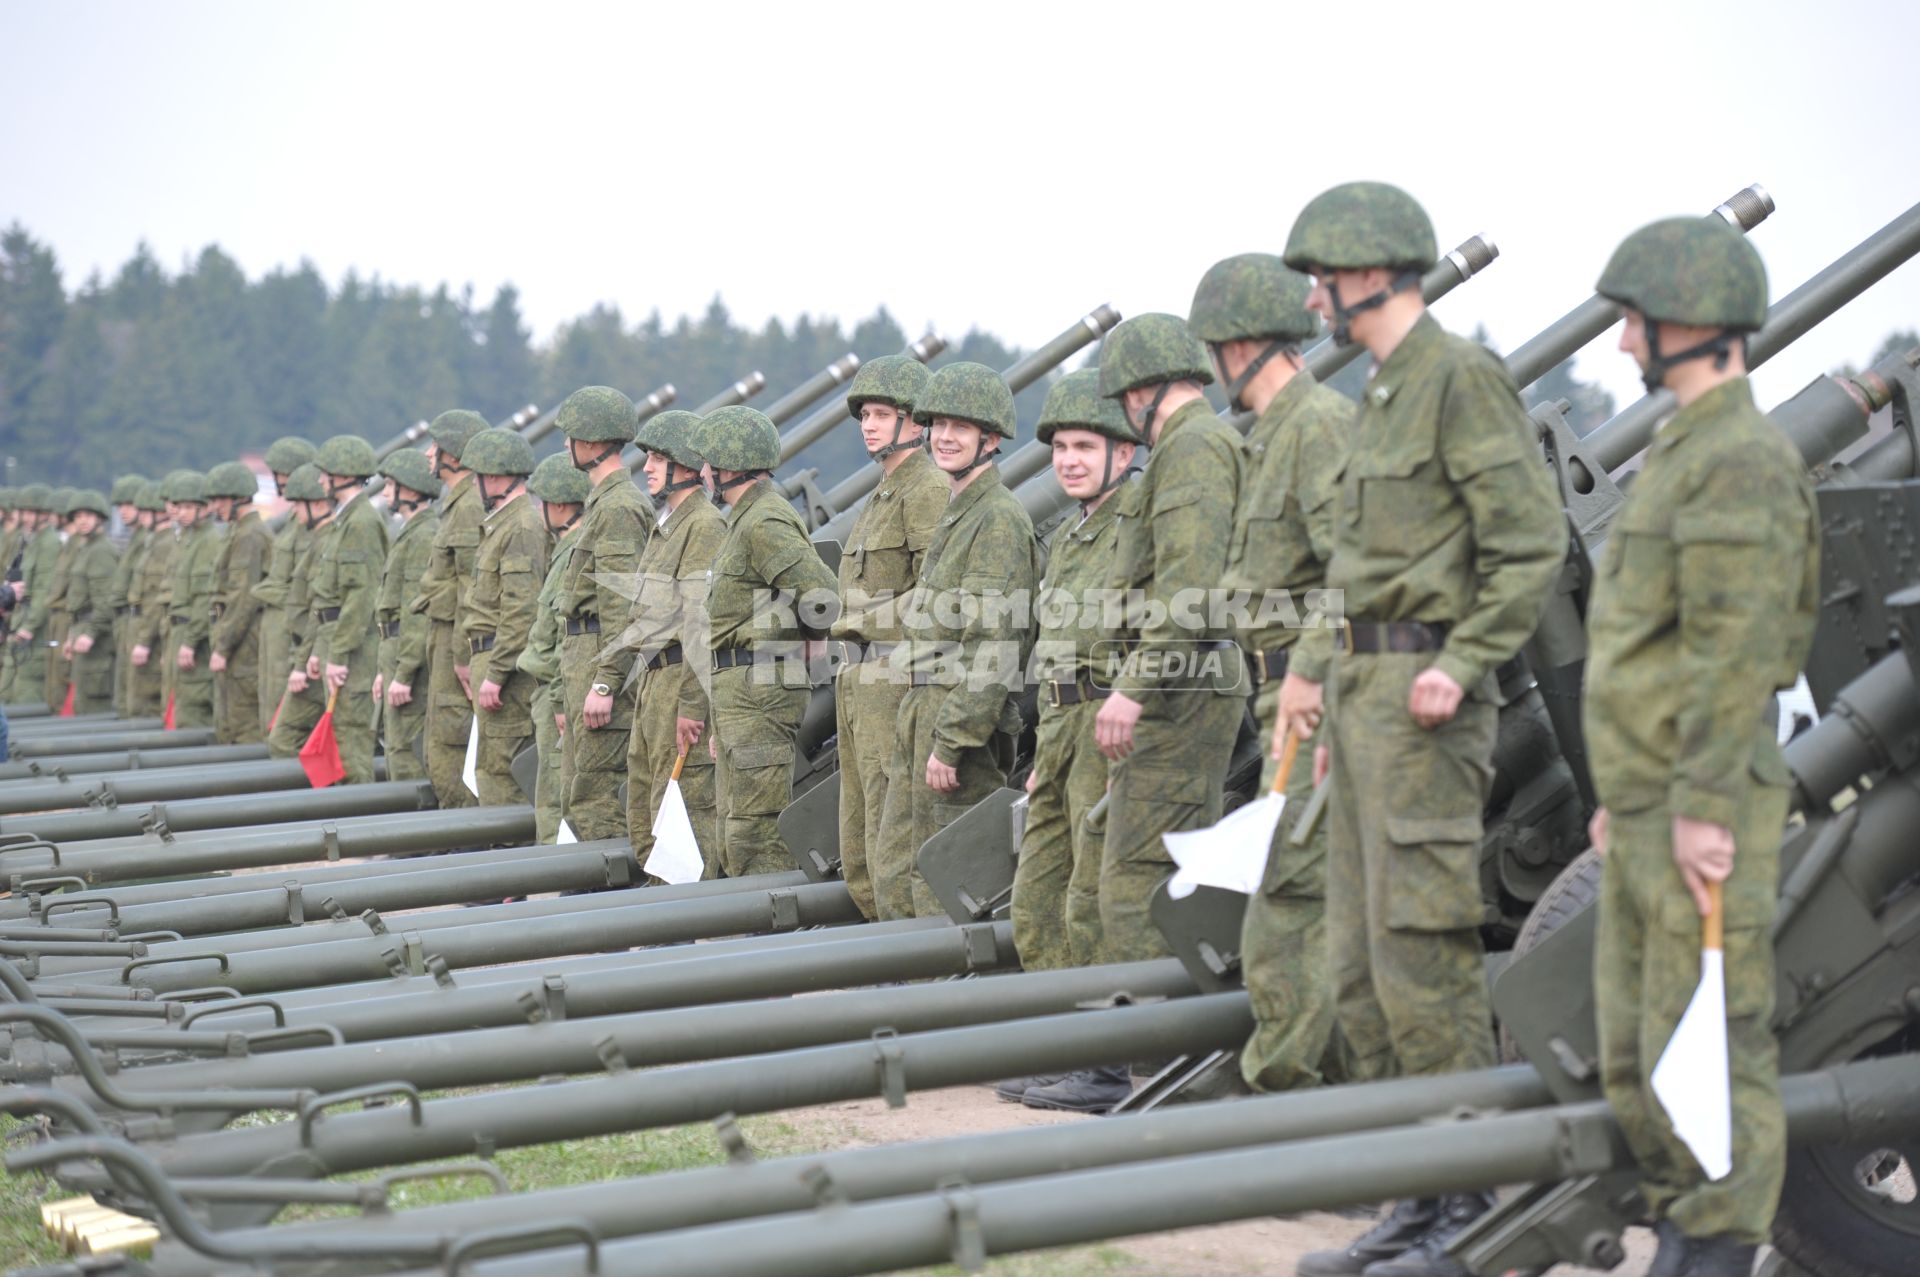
1031, 482, 1126, 689
1326, 313, 1565, 693
167, 520, 225, 649
705, 479, 837, 664
41, 536, 81, 639
130, 529, 178, 650
895, 465, 1040, 764
106, 526, 148, 616
283, 522, 324, 662
557, 469, 652, 679
63, 531, 120, 645
15, 527, 62, 637
1584, 377, 1819, 831
210, 510, 272, 657
518, 522, 585, 687
376, 508, 439, 687
1225, 371, 1352, 682
252, 518, 304, 614
602, 491, 726, 718
412, 474, 483, 641
1109, 398, 1245, 702
309, 493, 389, 670
464, 495, 549, 690
831, 448, 949, 646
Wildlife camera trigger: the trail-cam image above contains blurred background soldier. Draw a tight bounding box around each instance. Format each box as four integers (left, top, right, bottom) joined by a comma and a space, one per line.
165, 471, 222, 728
105, 474, 148, 716
254, 436, 318, 735
266, 464, 335, 758
519, 453, 592, 843
205, 460, 269, 744
306, 436, 389, 784
56, 489, 118, 715
373, 448, 442, 785
411, 410, 489, 807
460, 428, 549, 805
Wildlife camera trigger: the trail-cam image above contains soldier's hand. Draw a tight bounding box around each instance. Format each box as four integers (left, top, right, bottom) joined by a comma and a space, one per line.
1672, 815, 1735, 917
130, 643, 148, 667
582, 688, 614, 729
13, 627, 31, 643
287, 668, 309, 694
59, 639, 73, 660
1095, 691, 1143, 761
209, 651, 226, 673
455, 664, 472, 699
388, 679, 412, 708
1408, 668, 1463, 728
1313, 744, 1330, 787
478, 678, 503, 712
926, 754, 960, 794
554, 711, 566, 736
371, 674, 384, 703
306, 654, 321, 679
707, 734, 717, 762
325, 663, 348, 692
1024, 769, 1037, 794
675, 716, 705, 754
1588, 806, 1609, 858
176, 645, 196, 670
1277, 671, 1323, 743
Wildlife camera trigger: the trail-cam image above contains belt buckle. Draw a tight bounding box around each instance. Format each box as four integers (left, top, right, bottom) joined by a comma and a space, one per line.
1337, 617, 1354, 655
1046, 680, 1063, 708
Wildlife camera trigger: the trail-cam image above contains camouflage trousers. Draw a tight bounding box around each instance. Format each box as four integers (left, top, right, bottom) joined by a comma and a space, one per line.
110, 616, 129, 716
1239, 676, 1344, 1093
68, 644, 115, 717
474, 668, 535, 807
627, 660, 717, 878
126, 627, 166, 719
532, 682, 567, 844
1099, 691, 1239, 965
1326, 651, 1496, 1081
257, 613, 290, 738
874, 684, 1015, 922
266, 674, 326, 760
710, 665, 807, 879
330, 650, 380, 786
1595, 791, 1787, 1244
424, 620, 476, 809
379, 686, 427, 785
560, 634, 635, 843
834, 663, 909, 920
167, 632, 215, 729
0, 637, 22, 704
43, 636, 68, 711
1010, 699, 1107, 972
214, 629, 262, 746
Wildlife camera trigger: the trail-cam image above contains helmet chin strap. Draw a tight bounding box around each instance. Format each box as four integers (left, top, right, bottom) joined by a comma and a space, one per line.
866, 405, 922, 461
660, 460, 704, 496
1214, 341, 1297, 415
709, 470, 761, 505
1327, 269, 1422, 345
570, 440, 622, 472
1639, 321, 1743, 396
1129, 384, 1174, 440
942, 432, 996, 479
1086, 438, 1133, 506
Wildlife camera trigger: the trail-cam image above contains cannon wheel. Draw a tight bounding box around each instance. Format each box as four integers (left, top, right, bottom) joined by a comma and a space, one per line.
1498, 848, 1601, 1062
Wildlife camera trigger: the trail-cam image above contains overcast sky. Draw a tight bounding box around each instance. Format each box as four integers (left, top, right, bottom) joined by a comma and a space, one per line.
5, 0, 1917, 414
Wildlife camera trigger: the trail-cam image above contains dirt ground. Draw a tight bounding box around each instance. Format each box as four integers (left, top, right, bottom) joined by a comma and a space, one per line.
780, 1083, 1672, 1277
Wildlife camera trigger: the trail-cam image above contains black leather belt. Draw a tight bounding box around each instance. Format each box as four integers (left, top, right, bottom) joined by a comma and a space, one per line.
115, 605, 134, 617
1339, 620, 1449, 655
380, 619, 402, 639
470, 633, 496, 654
908, 671, 951, 688
210, 603, 225, 618
169, 614, 189, 626
1251, 648, 1289, 685
317, 606, 342, 622
1045, 676, 1109, 707
565, 615, 601, 636
712, 647, 765, 672
644, 641, 684, 672
836, 640, 898, 668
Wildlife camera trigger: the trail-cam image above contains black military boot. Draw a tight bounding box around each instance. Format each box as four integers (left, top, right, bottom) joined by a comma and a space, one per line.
1680, 1235, 1758, 1276
992, 1074, 1069, 1103
1647, 1219, 1692, 1277
1360, 1190, 1496, 1276
1021, 1067, 1133, 1114
1295, 1198, 1441, 1276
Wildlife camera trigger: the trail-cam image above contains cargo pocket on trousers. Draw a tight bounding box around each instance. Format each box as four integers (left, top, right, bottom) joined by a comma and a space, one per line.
1383, 813, 1484, 932
727, 741, 794, 816
1118, 767, 1214, 864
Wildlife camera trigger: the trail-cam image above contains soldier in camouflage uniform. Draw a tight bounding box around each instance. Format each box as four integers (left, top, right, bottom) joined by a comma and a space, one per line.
1287, 183, 1565, 1277
1584, 220, 1817, 1277
372, 449, 442, 785
105, 475, 148, 715
999, 370, 1139, 1110
1, 486, 60, 705
128, 478, 186, 719
302, 437, 389, 784
0, 491, 20, 588
874, 364, 1040, 920
1191, 254, 1356, 1096
205, 462, 269, 744
409, 411, 490, 807
165, 472, 224, 729
117, 481, 167, 715
37, 489, 82, 711
518, 454, 591, 843
266, 465, 334, 757
460, 429, 549, 806
55, 490, 119, 715
699, 406, 838, 877
255, 437, 317, 737
615, 411, 724, 875
830, 356, 948, 916
557, 387, 653, 842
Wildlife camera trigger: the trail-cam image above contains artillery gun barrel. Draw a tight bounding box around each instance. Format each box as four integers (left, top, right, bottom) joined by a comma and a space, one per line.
776, 334, 948, 472
0, 701, 51, 719
523, 383, 677, 446
0, 743, 268, 784
763, 352, 862, 428
1589, 197, 1920, 472
9, 728, 213, 757
371, 418, 432, 461
0, 778, 436, 846
0, 757, 391, 817
5, 711, 130, 733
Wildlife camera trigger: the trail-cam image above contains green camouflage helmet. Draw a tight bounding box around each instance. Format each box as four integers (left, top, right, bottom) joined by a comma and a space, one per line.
1190, 253, 1320, 344
109, 474, 146, 505
913, 362, 1017, 438
1283, 181, 1437, 273
635, 409, 707, 472
0, 488, 13, 510
53, 487, 81, 515
427, 410, 491, 460
555, 385, 638, 444
205, 461, 260, 500
1037, 369, 1142, 445
462, 428, 536, 478
315, 434, 378, 479
697, 406, 780, 472
161, 470, 207, 504
19, 483, 52, 512
134, 478, 166, 513
845, 355, 930, 420
1596, 216, 1768, 331
1097, 313, 1215, 400
378, 447, 444, 500
264, 436, 317, 475
528, 452, 592, 504
282, 464, 327, 502
67, 489, 111, 518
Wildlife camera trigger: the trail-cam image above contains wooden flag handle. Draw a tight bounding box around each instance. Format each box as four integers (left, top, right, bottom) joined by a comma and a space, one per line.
670, 750, 687, 782
323, 683, 341, 715
1704, 879, 1723, 953
1271, 730, 1301, 795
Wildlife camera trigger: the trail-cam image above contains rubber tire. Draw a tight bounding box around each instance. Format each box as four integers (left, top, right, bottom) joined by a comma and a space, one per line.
1497, 848, 1602, 1062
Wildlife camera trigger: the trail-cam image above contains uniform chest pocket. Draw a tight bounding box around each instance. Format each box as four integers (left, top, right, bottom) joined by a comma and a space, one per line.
1601, 507, 1674, 616
847, 521, 912, 593
1232, 481, 1293, 565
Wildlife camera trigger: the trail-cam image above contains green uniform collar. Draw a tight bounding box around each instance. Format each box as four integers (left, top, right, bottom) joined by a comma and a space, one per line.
1650, 376, 1755, 457
1255, 366, 1322, 432
660, 489, 713, 536
724, 478, 776, 527
587, 468, 637, 508
1152, 397, 1218, 450
1359, 311, 1443, 409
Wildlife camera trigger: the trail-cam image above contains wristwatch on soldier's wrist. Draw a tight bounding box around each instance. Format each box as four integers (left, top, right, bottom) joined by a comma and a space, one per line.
591, 683, 612, 697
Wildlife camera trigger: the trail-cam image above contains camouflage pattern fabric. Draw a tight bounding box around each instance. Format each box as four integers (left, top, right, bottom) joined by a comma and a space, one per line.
210, 509, 271, 744
252, 518, 304, 737
126, 528, 176, 718
1585, 376, 1818, 1243
464, 494, 548, 806
872, 465, 1038, 920
267, 528, 328, 758
1283, 180, 1437, 273
1, 527, 61, 705
308, 492, 389, 784
61, 528, 119, 714
106, 524, 147, 715
414, 474, 483, 808
1596, 217, 1769, 331
1095, 312, 1214, 400
165, 520, 225, 728
40, 535, 79, 710
560, 469, 650, 841
375, 506, 439, 784
520, 524, 581, 843
830, 447, 948, 917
